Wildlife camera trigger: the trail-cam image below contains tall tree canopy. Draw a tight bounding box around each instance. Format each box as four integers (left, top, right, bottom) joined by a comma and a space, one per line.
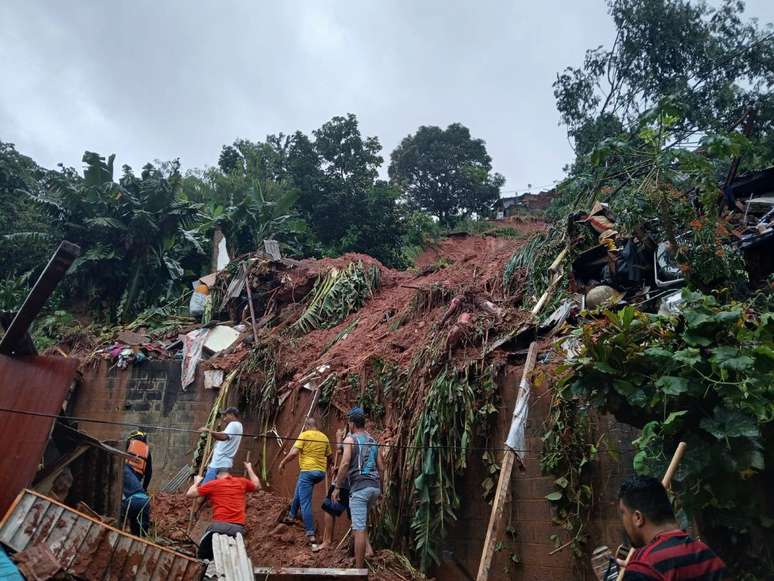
554, 0, 774, 158
388, 123, 504, 227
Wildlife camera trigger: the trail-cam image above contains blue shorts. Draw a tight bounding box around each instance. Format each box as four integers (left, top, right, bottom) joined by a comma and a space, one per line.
202, 467, 219, 484
349, 487, 380, 532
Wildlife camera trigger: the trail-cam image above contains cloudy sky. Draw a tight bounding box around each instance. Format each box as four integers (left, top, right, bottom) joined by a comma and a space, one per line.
2, 1, 773, 195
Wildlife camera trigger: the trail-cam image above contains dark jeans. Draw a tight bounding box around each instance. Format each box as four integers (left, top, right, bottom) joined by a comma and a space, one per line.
288, 470, 325, 535
197, 522, 245, 560
121, 493, 151, 537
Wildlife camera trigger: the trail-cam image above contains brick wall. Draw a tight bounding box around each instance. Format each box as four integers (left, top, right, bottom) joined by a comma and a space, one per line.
443, 363, 638, 581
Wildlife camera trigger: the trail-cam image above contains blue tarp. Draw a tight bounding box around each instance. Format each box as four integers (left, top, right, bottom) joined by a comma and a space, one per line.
0, 546, 21, 581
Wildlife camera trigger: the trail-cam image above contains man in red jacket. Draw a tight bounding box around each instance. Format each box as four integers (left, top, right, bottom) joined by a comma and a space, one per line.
186, 461, 261, 559
618, 475, 727, 580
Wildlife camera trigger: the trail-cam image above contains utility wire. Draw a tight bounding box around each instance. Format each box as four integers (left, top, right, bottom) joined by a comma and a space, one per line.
0, 406, 529, 454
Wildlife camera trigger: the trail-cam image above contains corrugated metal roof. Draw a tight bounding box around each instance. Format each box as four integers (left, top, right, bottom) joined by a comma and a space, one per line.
0, 489, 204, 581
0, 354, 79, 516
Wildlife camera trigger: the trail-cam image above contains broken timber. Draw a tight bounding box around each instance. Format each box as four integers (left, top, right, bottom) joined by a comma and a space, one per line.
0, 240, 80, 356
252, 567, 368, 580
0, 489, 204, 580
476, 341, 539, 581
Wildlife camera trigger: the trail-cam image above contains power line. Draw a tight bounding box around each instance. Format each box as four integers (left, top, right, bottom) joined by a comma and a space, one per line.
0, 407, 528, 455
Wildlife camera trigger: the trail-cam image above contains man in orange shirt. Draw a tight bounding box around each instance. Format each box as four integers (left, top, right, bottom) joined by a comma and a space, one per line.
186, 461, 261, 559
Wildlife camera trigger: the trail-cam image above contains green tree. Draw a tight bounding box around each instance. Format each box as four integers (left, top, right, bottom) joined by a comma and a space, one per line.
554, 0, 774, 157
0, 142, 60, 282
287, 114, 408, 266
184, 136, 309, 260
388, 123, 504, 227
32, 152, 205, 320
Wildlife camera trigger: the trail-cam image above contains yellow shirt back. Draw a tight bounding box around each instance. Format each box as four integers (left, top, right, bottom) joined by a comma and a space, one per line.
294, 429, 331, 472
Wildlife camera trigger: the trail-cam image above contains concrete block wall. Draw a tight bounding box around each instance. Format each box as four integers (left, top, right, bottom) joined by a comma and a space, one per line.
71, 359, 218, 490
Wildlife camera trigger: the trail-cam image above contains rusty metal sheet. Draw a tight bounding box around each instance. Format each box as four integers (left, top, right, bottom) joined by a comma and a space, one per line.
0, 490, 204, 581
0, 354, 78, 516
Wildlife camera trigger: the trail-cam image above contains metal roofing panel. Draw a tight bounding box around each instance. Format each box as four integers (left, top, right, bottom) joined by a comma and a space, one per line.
0, 490, 204, 581
0, 354, 79, 516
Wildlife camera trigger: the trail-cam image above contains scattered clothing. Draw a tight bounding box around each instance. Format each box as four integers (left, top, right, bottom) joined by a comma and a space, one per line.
209, 421, 243, 470
197, 475, 256, 525
623, 530, 727, 580
293, 429, 332, 472
288, 469, 326, 536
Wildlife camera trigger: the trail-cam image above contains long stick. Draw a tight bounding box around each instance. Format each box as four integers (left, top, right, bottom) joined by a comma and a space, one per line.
243, 263, 260, 344
616, 442, 687, 581
476, 342, 539, 581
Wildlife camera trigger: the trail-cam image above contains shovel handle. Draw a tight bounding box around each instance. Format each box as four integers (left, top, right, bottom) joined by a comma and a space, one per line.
617, 442, 687, 580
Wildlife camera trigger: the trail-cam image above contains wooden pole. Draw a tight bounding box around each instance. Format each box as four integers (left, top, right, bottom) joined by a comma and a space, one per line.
242, 263, 260, 345
476, 342, 539, 581
616, 442, 687, 581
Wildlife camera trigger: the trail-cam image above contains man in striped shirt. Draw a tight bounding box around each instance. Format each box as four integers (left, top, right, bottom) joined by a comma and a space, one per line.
618, 475, 727, 580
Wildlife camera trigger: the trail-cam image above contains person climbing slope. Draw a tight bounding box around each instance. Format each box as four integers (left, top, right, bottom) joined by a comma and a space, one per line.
278, 417, 332, 547
186, 461, 261, 560
333, 407, 383, 569
199, 407, 243, 483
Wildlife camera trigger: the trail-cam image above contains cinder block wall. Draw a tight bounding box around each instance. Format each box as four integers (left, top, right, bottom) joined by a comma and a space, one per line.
71, 360, 218, 490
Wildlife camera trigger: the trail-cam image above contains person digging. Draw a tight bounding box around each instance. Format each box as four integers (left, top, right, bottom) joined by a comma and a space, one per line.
278, 417, 332, 548
186, 461, 261, 560
333, 407, 383, 569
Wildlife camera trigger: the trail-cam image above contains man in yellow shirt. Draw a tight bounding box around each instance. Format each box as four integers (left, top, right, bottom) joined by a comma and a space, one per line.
279, 417, 331, 545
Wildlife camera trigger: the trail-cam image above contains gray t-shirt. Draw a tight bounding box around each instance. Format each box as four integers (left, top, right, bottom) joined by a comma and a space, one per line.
209, 421, 243, 469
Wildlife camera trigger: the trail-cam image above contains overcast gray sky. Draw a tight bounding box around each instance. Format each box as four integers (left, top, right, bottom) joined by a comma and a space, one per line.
2, 1, 773, 195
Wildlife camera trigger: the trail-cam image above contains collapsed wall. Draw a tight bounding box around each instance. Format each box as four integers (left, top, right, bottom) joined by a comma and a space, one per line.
66, 225, 638, 580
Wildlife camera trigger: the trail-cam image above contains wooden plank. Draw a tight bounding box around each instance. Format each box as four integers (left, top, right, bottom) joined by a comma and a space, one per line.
46, 508, 78, 558
0, 492, 36, 547
154, 550, 176, 579
252, 567, 369, 578
60, 519, 93, 570
69, 523, 109, 576
166, 553, 189, 581
9, 497, 51, 549
135, 545, 162, 581
33, 504, 65, 545
0, 240, 80, 356
108, 536, 136, 581
476, 342, 539, 581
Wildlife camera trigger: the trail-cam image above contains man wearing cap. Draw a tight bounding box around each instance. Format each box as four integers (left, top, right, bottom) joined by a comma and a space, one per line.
333, 407, 383, 568
199, 407, 244, 484
279, 417, 332, 546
